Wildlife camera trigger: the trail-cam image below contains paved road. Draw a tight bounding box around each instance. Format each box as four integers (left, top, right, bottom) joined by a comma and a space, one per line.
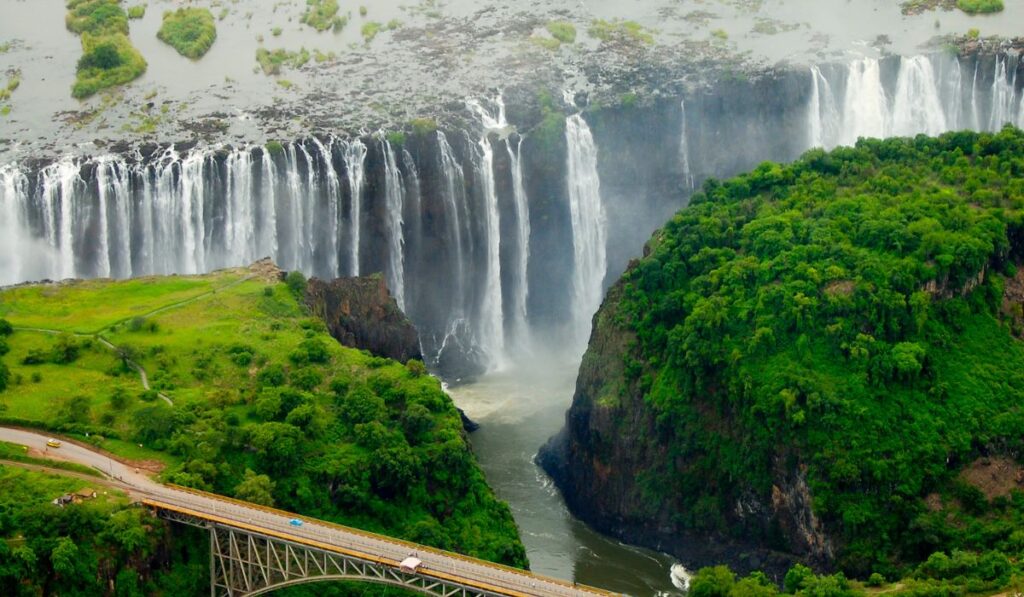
0, 427, 612, 597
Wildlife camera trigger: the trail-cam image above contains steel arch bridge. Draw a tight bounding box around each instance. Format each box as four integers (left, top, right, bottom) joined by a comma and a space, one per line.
152, 502, 559, 597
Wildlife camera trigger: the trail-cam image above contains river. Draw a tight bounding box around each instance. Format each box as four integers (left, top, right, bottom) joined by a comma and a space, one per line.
447, 348, 687, 597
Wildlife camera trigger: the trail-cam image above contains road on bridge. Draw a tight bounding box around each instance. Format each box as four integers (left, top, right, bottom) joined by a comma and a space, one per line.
0, 427, 614, 597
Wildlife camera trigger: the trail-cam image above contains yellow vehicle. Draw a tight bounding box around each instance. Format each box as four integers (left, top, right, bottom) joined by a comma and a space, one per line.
46, 438, 61, 448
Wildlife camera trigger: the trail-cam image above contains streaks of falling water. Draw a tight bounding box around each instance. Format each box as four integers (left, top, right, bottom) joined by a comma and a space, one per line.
891, 55, 947, 137
679, 99, 695, 189
343, 139, 367, 277
841, 58, 889, 146
466, 97, 506, 369
381, 138, 407, 311
311, 137, 342, 277
437, 131, 468, 322
506, 135, 531, 347
0, 164, 28, 284
564, 112, 608, 350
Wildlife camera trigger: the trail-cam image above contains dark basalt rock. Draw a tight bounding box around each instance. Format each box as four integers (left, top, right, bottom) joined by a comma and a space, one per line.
305, 273, 423, 364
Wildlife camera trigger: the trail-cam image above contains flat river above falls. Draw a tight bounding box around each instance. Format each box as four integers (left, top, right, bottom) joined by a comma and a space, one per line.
447, 350, 686, 596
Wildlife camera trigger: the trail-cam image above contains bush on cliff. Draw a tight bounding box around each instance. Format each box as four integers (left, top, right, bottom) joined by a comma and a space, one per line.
613, 127, 1024, 577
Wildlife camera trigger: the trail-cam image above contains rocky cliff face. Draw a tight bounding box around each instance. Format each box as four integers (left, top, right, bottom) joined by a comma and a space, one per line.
305, 274, 423, 364
539, 268, 828, 578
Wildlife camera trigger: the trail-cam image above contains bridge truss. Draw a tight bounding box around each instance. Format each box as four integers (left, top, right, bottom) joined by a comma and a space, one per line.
156, 507, 508, 597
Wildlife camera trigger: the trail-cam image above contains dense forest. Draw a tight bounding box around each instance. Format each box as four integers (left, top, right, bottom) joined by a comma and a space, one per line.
0, 266, 525, 593
560, 126, 1024, 594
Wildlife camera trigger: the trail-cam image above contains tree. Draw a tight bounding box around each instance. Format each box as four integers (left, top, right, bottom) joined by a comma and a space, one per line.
285, 271, 307, 295
689, 566, 736, 597
235, 469, 276, 506
0, 318, 12, 336
103, 510, 150, 554
52, 333, 81, 364
57, 395, 91, 424
784, 564, 814, 594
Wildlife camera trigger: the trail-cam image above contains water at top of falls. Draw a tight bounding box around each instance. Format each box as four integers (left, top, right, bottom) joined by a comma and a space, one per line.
892, 55, 947, 137
679, 99, 694, 189
841, 58, 889, 146
381, 139, 407, 311
564, 112, 608, 350
466, 96, 507, 369
344, 139, 368, 277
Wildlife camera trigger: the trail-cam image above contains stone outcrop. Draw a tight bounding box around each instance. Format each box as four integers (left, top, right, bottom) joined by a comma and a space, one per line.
538, 272, 821, 578
304, 274, 422, 364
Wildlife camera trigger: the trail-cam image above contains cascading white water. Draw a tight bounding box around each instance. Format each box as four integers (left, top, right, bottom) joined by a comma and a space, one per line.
259, 148, 279, 262
437, 131, 467, 318
841, 58, 889, 146
565, 113, 608, 347
311, 137, 342, 276
381, 139, 407, 311
679, 99, 695, 189
807, 53, 1023, 152
0, 164, 28, 285
224, 149, 256, 268
990, 55, 1019, 130
38, 158, 81, 280
891, 55, 947, 137
807, 65, 842, 149
343, 139, 367, 276
466, 97, 507, 368
506, 136, 531, 346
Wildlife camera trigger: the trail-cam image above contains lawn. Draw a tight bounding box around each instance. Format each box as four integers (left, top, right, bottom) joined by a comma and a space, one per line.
0, 271, 245, 333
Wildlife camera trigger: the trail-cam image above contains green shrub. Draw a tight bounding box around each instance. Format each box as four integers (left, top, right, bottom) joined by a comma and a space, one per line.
127, 4, 145, 19
867, 573, 886, 587
301, 0, 339, 32
66, 0, 128, 35
158, 8, 217, 59
72, 33, 147, 98
255, 48, 309, 75
546, 21, 576, 43
588, 19, 654, 44
361, 21, 382, 42
285, 271, 307, 295
957, 0, 1004, 13
410, 117, 437, 136
0, 318, 12, 335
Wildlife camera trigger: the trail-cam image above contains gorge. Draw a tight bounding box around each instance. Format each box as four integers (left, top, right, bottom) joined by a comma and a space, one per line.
3, 0, 1024, 592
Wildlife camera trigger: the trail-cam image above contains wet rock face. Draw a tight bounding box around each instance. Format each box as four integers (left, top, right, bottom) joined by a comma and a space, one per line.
305, 274, 423, 364
538, 276, 808, 578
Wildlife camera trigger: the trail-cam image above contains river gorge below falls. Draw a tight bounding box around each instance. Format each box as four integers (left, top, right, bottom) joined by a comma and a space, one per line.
4, 0, 1024, 590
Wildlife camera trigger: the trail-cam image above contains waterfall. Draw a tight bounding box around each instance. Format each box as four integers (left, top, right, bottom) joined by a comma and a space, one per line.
259, 147, 279, 264
891, 55, 947, 137
0, 164, 28, 284
507, 136, 531, 346
343, 139, 367, 276
841, 58, 889, 146
969, 61, 981, 131
807, 66, 841, 149
467, 97, 507, 367
565, 113, 608, 346
311, 137, 342, 276
990, 55, 1019, 130
224, 149, 256, 269
381, 139, 407, 310
437, 131, 467, 317
679, 99, 695, 189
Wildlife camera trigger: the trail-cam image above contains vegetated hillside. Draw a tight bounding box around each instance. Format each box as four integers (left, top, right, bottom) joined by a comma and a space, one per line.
0, 262, 527, 571
0, 463, 208, 595
542, 127, 1024, 588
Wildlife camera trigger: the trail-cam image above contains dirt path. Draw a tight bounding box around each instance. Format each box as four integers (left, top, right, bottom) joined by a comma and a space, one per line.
10, 273, 259, 409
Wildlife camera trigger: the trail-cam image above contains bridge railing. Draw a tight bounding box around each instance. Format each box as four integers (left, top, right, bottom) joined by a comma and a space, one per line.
161, 483, 613, 596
